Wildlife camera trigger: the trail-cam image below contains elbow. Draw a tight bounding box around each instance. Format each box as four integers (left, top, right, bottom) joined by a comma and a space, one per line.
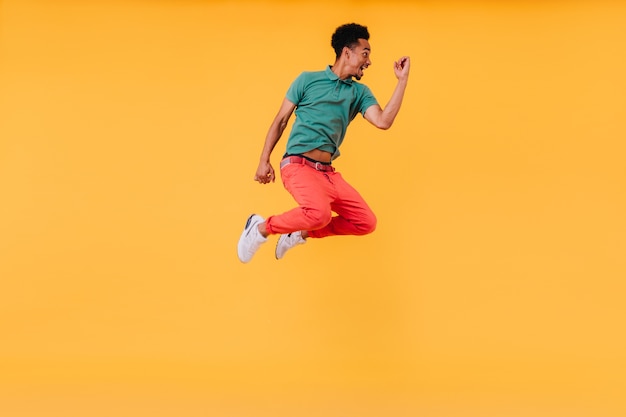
275, 118, 289, 135
366, 108, 394, 130
377, 120, 393, 130
375, 114, 395, 130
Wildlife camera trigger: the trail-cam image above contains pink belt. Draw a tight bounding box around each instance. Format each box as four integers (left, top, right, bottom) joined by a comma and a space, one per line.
280, 156, 335, 172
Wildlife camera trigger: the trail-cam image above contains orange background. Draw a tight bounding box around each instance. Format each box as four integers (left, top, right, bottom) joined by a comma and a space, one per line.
1, 1, 625, 416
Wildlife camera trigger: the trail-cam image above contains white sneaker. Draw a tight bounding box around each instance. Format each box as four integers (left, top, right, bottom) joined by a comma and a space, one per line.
275, 231, 306, 260
237, 214, 267, 263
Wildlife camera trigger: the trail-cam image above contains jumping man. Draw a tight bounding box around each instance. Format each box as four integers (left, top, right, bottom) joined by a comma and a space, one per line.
238, 23, 410, 263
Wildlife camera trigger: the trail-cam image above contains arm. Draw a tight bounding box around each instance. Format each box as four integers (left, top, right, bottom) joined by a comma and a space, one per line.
364, 56, 411, 130
254, 97, 296, 184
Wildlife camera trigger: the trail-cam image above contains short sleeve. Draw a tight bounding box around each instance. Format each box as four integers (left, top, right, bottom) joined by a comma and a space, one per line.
358, 84, 378, 116
286, 73, 306, 105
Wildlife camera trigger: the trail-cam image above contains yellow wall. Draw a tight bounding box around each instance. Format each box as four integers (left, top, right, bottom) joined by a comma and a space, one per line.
1, 1, 625, 416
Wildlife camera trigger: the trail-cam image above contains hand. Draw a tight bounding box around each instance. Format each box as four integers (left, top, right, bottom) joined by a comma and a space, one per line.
394, 56, 410, 80
254, 160, 275, 184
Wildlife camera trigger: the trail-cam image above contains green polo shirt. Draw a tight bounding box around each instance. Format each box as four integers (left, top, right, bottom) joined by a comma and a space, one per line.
284, 65, 378, 160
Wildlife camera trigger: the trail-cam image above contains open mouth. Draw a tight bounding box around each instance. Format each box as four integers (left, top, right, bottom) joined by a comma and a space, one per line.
356, 66, 366, 80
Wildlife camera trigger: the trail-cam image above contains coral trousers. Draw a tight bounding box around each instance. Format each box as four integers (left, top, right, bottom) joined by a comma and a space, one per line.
265, 160, 377, 238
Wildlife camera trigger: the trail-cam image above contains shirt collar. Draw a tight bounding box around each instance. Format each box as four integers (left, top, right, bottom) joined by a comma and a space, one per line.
325, 65, 353, 84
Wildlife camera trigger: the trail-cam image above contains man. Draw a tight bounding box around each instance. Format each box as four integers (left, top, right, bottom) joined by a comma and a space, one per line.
238, 23, 410, 263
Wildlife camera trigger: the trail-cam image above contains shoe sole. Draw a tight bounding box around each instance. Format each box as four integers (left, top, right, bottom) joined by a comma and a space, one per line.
237, 214, 261, 263
275, 234, 287, 260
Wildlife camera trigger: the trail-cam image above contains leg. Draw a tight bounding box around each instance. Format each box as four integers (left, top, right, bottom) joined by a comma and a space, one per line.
308, 171, 377, 239
265, 163, 334, 235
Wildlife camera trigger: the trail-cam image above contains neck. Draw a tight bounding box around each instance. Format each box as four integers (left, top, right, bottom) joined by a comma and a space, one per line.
331, 60, 352, 80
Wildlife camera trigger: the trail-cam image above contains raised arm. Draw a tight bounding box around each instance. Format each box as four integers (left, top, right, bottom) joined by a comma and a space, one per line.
254, 98, 296, 184
364, 56, 410, 130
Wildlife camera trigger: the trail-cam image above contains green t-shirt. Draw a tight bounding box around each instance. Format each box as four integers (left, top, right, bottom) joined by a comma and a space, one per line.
285, 66, 378, 160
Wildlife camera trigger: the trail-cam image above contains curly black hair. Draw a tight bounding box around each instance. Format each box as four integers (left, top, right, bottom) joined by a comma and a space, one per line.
331, 23, 370, 58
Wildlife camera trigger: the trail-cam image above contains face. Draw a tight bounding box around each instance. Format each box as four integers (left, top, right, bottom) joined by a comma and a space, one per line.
346, 38, 371, 80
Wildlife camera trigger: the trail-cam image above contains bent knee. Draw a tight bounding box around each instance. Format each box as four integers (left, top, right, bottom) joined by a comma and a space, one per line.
356, 211, 377, 235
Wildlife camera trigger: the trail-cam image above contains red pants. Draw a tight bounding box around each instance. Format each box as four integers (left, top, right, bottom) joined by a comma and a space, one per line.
265, 161, 377, 238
